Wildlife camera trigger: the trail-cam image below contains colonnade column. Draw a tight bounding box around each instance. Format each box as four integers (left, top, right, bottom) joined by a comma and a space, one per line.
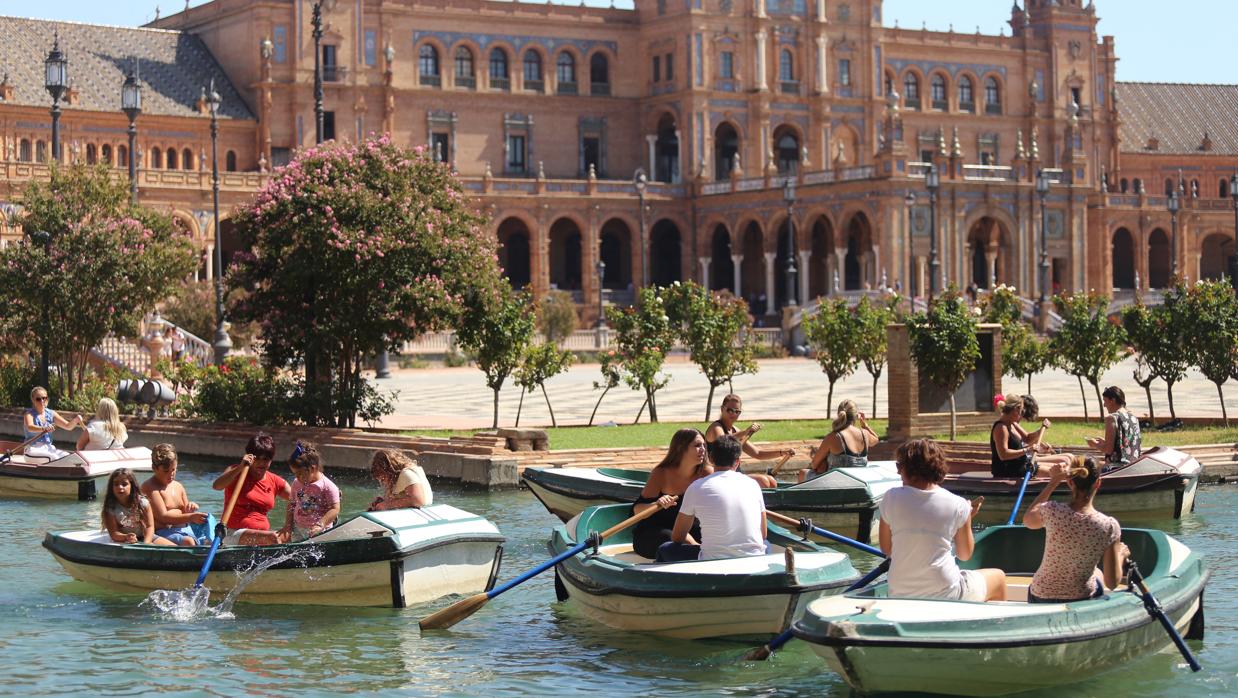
731, 254, 743, 295
985, 249, 998, 288
698, 256, 710, 286
646, 134, 657, 177
675, 128, 684, 183
815, 36, 828, 94
754, 31, 768, 92
763, 252, 776, 315
205, 244, 215, 280
833, 249, 844, 292
798, 250, 812, 303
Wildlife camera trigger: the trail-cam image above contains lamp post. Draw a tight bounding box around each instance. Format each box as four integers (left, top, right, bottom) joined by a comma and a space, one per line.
1167, 187, 1180, 278
925, 165, 940, 299
205, 80, 232, 365
1230, 174, 1238, 292
31, 230, 52, 389
312, 1, 324, 144
1036, 169, 1051, 318
44, 33, 68, 164
596, 258, 607, 328
634, 169, 648, 287
903, 192, 916, 298
121, 67, 142, 204
782, 176, 798, 308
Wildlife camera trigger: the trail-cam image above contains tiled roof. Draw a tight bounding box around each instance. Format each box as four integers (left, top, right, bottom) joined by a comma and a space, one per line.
1116, 82, 1238, 156
0, 16, 253, 121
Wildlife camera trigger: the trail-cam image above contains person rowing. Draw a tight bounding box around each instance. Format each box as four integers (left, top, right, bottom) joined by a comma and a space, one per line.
630, 429, 708, 559
704, 394, 788, 488
990, 394, 1073, 479
23, 386, 83, 460
800, 398, 879, 482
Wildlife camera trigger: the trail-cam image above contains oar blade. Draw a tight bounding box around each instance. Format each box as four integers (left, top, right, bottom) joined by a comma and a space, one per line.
742, 644, 774, 661
419, 592, 490, 631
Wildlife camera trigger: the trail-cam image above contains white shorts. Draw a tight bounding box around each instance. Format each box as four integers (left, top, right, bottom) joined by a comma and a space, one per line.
956, 569, 988, 602
24, 444, 69, 460
222, 528, 251, 546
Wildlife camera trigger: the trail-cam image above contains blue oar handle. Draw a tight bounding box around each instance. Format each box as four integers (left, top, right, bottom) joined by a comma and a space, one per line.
193, 523, 228, 588
760, 557, 894, 657
1007, 469, 1034, 525
1127, 561, 1202, 672
488, 531, 600, 598
780, 514, 884, 558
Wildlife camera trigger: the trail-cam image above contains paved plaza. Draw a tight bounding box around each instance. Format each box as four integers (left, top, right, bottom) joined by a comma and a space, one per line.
374, 355, 1235, 430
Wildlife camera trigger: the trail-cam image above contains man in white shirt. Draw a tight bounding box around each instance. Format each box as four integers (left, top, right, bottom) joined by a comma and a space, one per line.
656, 435, 768, 562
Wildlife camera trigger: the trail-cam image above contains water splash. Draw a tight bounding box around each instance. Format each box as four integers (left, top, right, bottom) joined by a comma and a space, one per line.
140, 545, 325, 621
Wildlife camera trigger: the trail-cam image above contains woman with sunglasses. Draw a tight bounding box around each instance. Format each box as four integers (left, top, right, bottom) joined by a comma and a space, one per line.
22, 386, 83, 460
704, 394, 789, 488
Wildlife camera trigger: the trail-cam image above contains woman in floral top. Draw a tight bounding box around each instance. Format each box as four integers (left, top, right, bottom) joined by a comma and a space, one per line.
1022, 457, 1129, 603
1086, 386, 1142, 468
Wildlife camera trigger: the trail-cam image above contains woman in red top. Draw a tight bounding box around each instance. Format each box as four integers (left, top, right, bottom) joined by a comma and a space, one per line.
212, 432, 292, 546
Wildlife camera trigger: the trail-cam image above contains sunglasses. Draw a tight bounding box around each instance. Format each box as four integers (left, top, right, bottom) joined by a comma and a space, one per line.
34, 396, 48, 402
726, 408, 742, 415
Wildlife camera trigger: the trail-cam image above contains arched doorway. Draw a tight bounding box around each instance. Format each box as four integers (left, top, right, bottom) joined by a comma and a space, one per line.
655, 114, 679, 184
843, 213, 873, 290
809, 217, 834, 299
548, 218, 583, 290
773, 126, 800, 175
740, 222, 765, 314
496, 217, 532, 289
1111, 227, 1135, 290
649, 220, 682, 286
598, 218, 632, 289
714, 122, 740, 180
1148, 228, 1170, 289
965, 217, 1010, 289
710, 225, 734, 292
1200, 233, 1236, 282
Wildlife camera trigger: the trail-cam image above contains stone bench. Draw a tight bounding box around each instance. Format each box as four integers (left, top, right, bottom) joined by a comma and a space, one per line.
495, 427, 549, 452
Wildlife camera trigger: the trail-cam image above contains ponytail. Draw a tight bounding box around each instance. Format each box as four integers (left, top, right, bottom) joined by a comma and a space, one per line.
831, 399, 858, 433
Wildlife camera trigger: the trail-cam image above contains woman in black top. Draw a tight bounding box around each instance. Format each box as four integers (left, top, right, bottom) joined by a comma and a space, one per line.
704, 394, 792, 488
631, 429, 708, 559
990, 394, 1074, 478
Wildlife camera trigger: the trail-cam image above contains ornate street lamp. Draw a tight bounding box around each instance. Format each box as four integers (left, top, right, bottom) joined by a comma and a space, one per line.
205, 80, 232, 365
44, 33, 69, 163
782, 176, 798, 308
903, 192, 916, 298
312, 1, 324, 144
1167, 187, 1180, 277
634, 169, 648, 287
596, 258, 607, 329
925, 165, 940, 299
1036, 169, 1051, 315
121, 65, 142, 204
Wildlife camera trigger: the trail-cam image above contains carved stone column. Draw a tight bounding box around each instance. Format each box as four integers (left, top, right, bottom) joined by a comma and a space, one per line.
798, 250, 812, 303
755, 31, 768, 92
815, 35, 828, 94
731, 254, 743, 295
646, 134, 657, 177
698, 256, 710, 286
763, 252, 777, 315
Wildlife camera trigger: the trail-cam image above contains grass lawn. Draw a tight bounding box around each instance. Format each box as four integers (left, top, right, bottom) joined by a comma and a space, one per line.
404, 418, 1238, 451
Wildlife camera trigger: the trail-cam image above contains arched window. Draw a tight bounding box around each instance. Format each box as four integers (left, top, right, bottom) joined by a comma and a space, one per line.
454, 46, 475, 88
985, 77, 1002, 114
117, 144, 128, 167
523, 50, 543, 91
226, 150, 237, 172
85, 143, 97, 164
779, 49, 794, 81
958, 77, 975, 112
1119, 177, 1128, 193
556, 52, 576, 93
101, 144, 113, 165
183, 148, 194, 170
884, 72, 894, 95
167, 148, 178, 169
590, 53, 609, 95
35, 140, 47, 163
1133, 177, 1143, 194
930, 74, 947, 110
489, 48, 509, 89
19, 138, 31, 162
1164, 178, 1174, 196
1221, 178, 1231, 199
903, 73, 920, 109
419, 45, 440, 86
152, 146, 163, 168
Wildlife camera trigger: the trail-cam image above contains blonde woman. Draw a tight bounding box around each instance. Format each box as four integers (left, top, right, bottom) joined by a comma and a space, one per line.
23, 386, 82, 459
369, 449, 433, 510
77, 397, 128, 451
801, 399, 879, 482
990, 394, 1073, 479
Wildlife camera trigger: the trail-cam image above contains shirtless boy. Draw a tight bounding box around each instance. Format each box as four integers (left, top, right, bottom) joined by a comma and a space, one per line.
141, 443, 208, 546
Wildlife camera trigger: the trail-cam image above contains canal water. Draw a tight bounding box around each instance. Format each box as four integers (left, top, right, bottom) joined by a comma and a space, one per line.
2, 461, 1234, 697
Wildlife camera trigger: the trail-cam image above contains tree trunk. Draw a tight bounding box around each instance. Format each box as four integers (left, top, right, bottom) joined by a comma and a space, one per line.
705, 383, 716, 422
728, 378, 734, 395
871, 374, 879, 420
1218, 382, 1229, 427
541, 385, 557, 428
827, 379, 836, 416
515, 387, 526, 427
949, 392, 958, 440
1143, 382, 1156, 425
588, 385, 611, 426
1077, 376, 1089, 422
633, 396, 648, 424
1166, 380, 1178, 420
648, 389, 659, 423
1027, 374, 1032, 395
491, 388, 500, 429
1092, 381, 1104, 423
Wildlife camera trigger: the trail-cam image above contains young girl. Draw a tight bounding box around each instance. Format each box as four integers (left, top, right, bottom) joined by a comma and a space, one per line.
23, 386, 82, 460
369, 449, 433, 511
102, 469, 175, 546
279, 442, 341, 542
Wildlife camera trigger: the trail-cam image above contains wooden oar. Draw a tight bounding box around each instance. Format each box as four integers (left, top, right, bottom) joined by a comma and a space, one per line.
768, 451, 795, 476
1007, 468, 1034, 525
420, 499, 673, 631
766, 510, 885, 558
1126, 560, 1202, 672
193, 465, 249, 588
0, 430, 56, 464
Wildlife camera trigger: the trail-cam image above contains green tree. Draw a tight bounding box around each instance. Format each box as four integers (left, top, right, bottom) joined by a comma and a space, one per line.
802, 298, 860, 413
455, 284, 536, 429
606, 286, 676, 423
1122, 290, 1190, 422
514, 341, 575, 427
587, 349, 623, 426
853, 295, 897, 419
907, 289, 981, 439
0, 163, 196, 396
981, 284, 1049, 393
1186, 280, 1238, 425
537, 289, 579, 345
1051, 291, 1126, 421
228, 136, 501, 427
664, 281, 759, 419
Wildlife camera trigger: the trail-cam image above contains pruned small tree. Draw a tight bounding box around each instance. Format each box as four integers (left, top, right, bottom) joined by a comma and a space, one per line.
514, 341, 575, 427
803, 298, 860, 412
853, 295, 898, 419
606, 286, 676, 423
1186, 280, 1238, 426
455, 285, 535, 429
981, 284, 1049, 394
1122, 289, 1190, 422
664, 281, 759, 419
907, 289, 980, 439
1051, 291, 1126, 421
537, 289, 579, 345
587, 349, 623, 426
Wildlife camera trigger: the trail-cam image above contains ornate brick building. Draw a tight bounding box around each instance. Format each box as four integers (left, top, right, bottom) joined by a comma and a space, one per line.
2, 0, 1235, 323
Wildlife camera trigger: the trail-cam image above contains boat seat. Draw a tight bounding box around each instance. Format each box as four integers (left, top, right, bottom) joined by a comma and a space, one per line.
956, 471, 998, 480
1002, 574, 1113, 604
596, 542, 790, 565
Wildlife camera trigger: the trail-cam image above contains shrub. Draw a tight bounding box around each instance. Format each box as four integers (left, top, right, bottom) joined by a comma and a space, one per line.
538, 290, 579, 345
